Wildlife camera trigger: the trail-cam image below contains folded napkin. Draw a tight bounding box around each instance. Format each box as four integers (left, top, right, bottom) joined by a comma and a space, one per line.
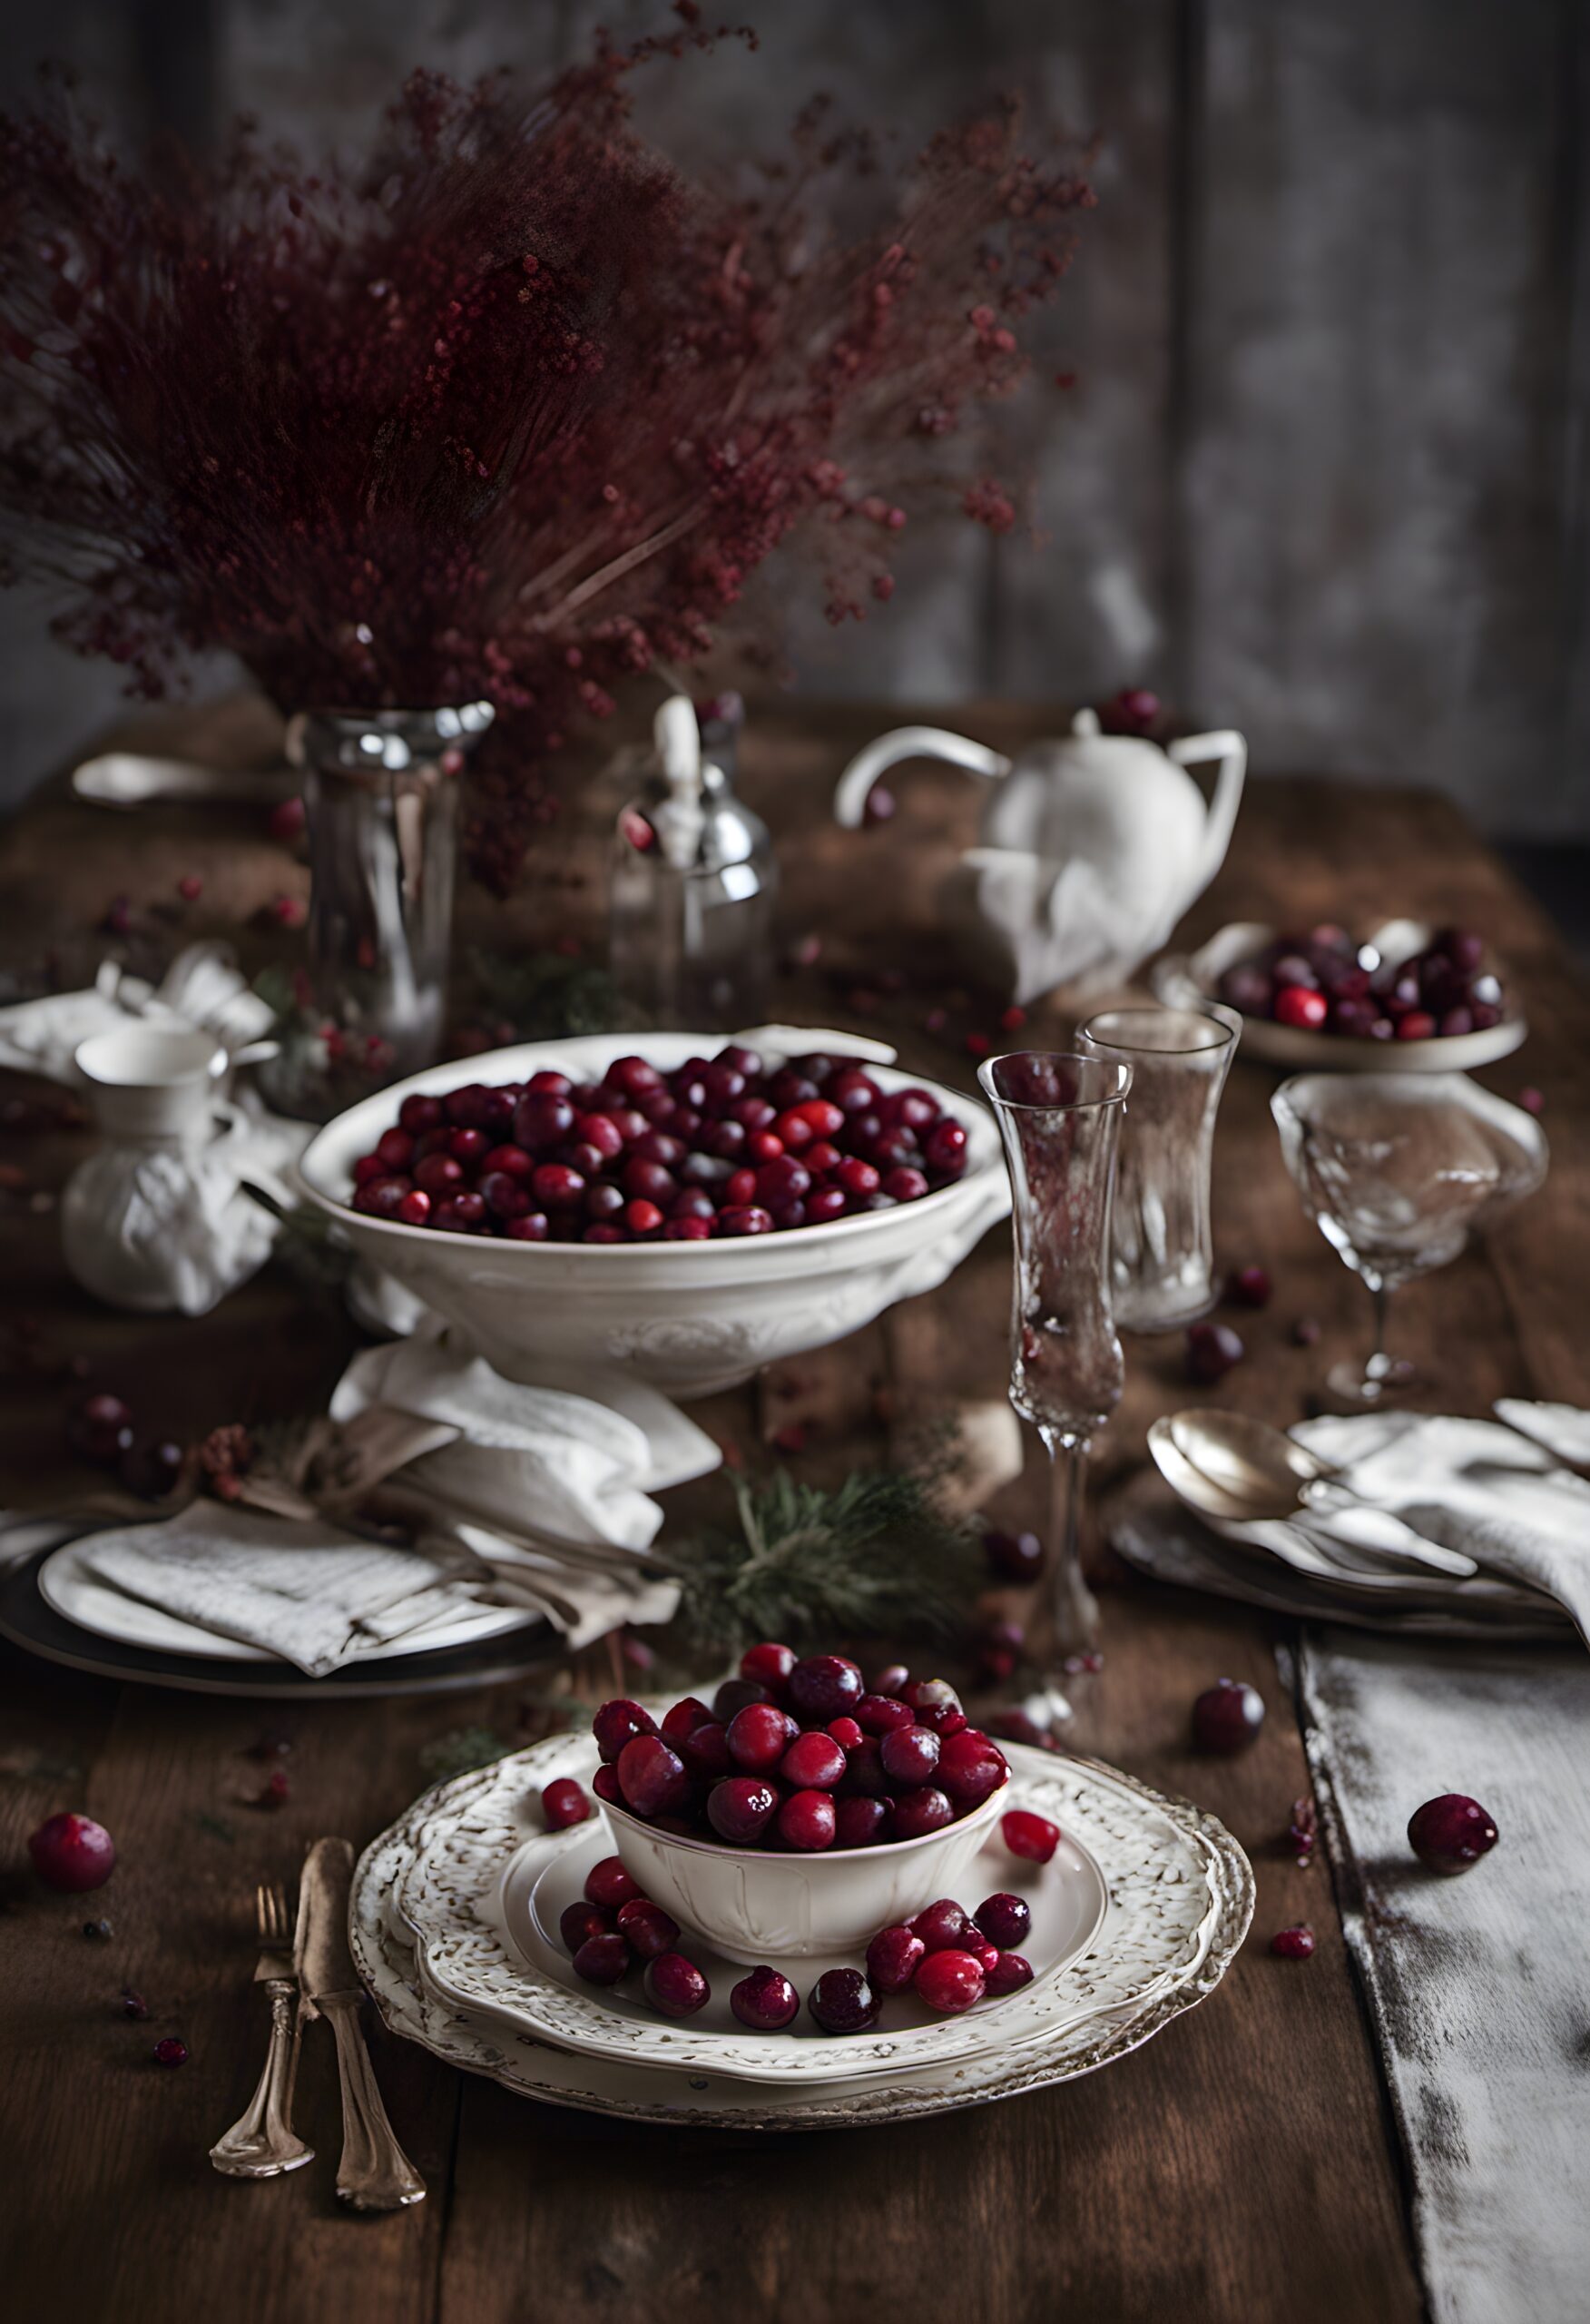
1293, 1411, 1590, 1647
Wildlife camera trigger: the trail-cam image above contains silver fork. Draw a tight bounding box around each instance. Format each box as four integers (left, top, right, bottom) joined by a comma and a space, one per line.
209, 1882, 315, 2178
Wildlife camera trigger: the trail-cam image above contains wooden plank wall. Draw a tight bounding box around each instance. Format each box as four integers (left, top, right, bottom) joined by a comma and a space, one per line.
1, 0, 1585, 837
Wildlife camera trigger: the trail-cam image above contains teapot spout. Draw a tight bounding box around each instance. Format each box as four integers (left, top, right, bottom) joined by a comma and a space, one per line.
834, 726, 1012, 828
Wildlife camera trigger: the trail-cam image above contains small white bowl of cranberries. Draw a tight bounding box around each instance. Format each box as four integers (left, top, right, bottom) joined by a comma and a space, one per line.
589, 1646, 1012, 1964
1157, 919, 1526, 1070
297, 1033, 1009, 1395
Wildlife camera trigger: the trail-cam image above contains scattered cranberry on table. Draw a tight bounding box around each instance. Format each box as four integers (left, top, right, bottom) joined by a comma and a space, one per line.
983, 1527, 1045, 1582
584, 1854, 644, 1910
1218, 922, 1508, 1041
344, 1047, 971, 1241
1224, 1265, 1272, 1309
642, 1953, 712, 2018
973, 1892, 1032, 1949
27, 1811, 116, 1892
1191, 1679, 1266, 1756
915, 1948, 987, 2014
152, 2036, 189, 2066
809, 1966, 879, 2033
1407, 1793, 1498, 1875
1002, 1808, 1060, 1864
731, 1965, 800, 2031
1186, 1321, 1245, 1384
540, 1777, 591, 1832
593, 1649, 1008, 1852
1270, 1925, 1316, 1960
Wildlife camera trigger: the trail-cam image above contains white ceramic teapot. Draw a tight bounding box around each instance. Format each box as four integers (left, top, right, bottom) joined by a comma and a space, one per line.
833, 712, 1246, 1004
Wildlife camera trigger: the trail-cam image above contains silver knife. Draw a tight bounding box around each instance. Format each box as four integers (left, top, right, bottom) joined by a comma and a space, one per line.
295, 1837, 426, 2211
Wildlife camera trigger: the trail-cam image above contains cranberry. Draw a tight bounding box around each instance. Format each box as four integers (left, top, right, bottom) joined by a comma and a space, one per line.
73, 1394, 135, 1465
1003, 1809, 1060, 1863
727, 1702, 795, 1772
1408, 1793, 1498, 1874
718, 1204, 773, 1236
1434, 926, 1486, 972
707, 1776, 779, 1843
584, 1856, 643, 1910
713, 1675, 771, 1723
1274, 985, 1329, 1030
559, 1901, 613, 1953
923, 1118, 968, 1173
754, 1156, 810, 1206
936, 1730, 1008, 1807
780, 1731, 848, 1790
1225, 1264, 1272, 1308
643, 1952, 710, 2017
915, 1948, 986, 2014
789, 1654, 865, 1722
615, 1898, 680, 1959
398, 1093, 444, 1135
396, 1189, 432, 1226
731, 1964, 800, 2031
591, 1766, 622, 1806
1192, 1678, 1265, 1755
448, 1127, 489, 1166
532, 1163, 586, 1211
28, 1812, 115, 1892
481, 1170, 533, 1219
1186, 1321, 1245, 1384
890, 1786, 953, 1839
540, 1777, 590, 1831
778, 1789, 837, 1851
856, 1692, 915, 1736
827, 1716, 865, 1752
574, 1931, 633, 1984
911, 1897, 973, 1952
152, 2036, 189, 2067
881, 1167, 929, 1203
869, 1663, 909, 1697
1397, 1011, 1437, 1040
663, 1216, 712, 1240
866, 1924, 928, 1994
1270, 1925, 1316, 1960
834, 1795, 890, 1847
880, 1725, 941, 1787
973, 1893, 1031, 1948
616, 1734, 691, 1818
414, 1151, 464, 1198
983, 1528, 1044, 1582
660, 1695, 714, 1747
376, 1127, 416, 1172
985, 1952, 1034, 1994
593, 1698, 657, 1764
679, 1720, 731, 1780
740, 1640, 796, 1690
809, 1966, 879, 2033
436, 1190, 488, 1231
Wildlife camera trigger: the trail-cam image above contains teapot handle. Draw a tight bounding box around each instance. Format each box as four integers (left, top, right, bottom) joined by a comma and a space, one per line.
833, 727, 1012, 829
1168, 729, 1247, 895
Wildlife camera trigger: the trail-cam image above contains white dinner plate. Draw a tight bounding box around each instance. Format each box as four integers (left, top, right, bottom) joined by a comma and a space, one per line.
36, 1536, 541, 1666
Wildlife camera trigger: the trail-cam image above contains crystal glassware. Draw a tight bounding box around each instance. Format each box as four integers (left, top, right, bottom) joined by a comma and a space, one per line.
1271, 1070, 1547, 1404
1075, 1004, 1237, 1332
259, 702, 494, 1120
978, 1050, 1133, 1677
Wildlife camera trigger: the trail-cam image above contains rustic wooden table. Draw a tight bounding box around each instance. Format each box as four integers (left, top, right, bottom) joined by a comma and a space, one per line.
2, 702, 1584, 2324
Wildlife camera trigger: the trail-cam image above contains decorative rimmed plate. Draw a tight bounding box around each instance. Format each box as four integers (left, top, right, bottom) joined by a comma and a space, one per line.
351, 1798, 1252, 2130
1153, 920, 1526, 1071
378, 1730, 1240, 2087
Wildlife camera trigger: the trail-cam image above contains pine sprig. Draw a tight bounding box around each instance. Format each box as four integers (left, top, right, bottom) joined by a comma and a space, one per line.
669, 1466, 980, 1659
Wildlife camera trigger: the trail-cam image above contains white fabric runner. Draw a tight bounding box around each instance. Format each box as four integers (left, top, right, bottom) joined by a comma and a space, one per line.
1298, 1627, 1590, 2324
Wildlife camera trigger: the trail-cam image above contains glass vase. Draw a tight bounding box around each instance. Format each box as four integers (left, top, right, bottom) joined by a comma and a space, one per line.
259, 703, 493, 1120
1075, 1004, 1237, 1332
978, 1050, 1132, 1687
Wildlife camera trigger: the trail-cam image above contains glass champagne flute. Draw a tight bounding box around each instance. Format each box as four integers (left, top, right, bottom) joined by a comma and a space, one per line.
978, 1051, 1133, 1679
1271, 1070, 1547, 1405
1075, 1004, 1237, 1332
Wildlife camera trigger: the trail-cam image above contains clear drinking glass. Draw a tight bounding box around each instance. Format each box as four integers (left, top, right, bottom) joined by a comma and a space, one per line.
978, 1051, 1133, 1675
1271, 1070, 1547, 1405
1075, 1005, 1237, 1332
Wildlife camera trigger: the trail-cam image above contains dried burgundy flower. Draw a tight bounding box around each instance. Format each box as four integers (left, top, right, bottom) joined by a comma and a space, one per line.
0, 39, 1093, 888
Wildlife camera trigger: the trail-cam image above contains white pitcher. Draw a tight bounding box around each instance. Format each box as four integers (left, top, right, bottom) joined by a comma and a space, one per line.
834, 712, 1247, 1004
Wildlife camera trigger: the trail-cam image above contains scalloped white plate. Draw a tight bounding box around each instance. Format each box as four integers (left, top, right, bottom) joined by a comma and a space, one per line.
351, 1788, 1253, 2129
387, 1730, 1228, 2086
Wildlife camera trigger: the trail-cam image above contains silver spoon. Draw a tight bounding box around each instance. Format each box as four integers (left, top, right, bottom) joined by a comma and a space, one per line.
1153, 1409, 1478, 1577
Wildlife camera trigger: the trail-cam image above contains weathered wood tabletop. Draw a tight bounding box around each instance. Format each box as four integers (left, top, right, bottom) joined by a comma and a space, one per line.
2, 701, 1583, 2324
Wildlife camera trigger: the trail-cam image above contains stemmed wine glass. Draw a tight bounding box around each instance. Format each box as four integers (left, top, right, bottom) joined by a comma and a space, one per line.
1271, 1070, 1547, 1405
978, 1051, 1133, 1683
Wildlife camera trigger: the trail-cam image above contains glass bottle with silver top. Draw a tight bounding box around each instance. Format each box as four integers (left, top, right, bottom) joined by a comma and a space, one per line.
610, 694, 777, 1025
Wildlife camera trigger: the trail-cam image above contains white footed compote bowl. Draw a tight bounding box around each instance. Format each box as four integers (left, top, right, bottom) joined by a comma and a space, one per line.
601, 1780, 1011, 1965
297, 1033, 1009, 1397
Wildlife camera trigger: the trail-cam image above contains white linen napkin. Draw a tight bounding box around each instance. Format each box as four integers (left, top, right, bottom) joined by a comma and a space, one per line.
1293, 1411, 1590, 1647
0, 944, 277, 1079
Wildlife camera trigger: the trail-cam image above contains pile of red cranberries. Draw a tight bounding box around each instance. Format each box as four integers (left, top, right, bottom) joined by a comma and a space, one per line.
1217, 924, 1506, 1042
343, 1047, 971, 1243
592, 1647, 1009, 1853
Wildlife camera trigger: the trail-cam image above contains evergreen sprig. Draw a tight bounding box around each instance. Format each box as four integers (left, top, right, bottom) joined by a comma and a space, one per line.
669, 1466, 980, 1659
